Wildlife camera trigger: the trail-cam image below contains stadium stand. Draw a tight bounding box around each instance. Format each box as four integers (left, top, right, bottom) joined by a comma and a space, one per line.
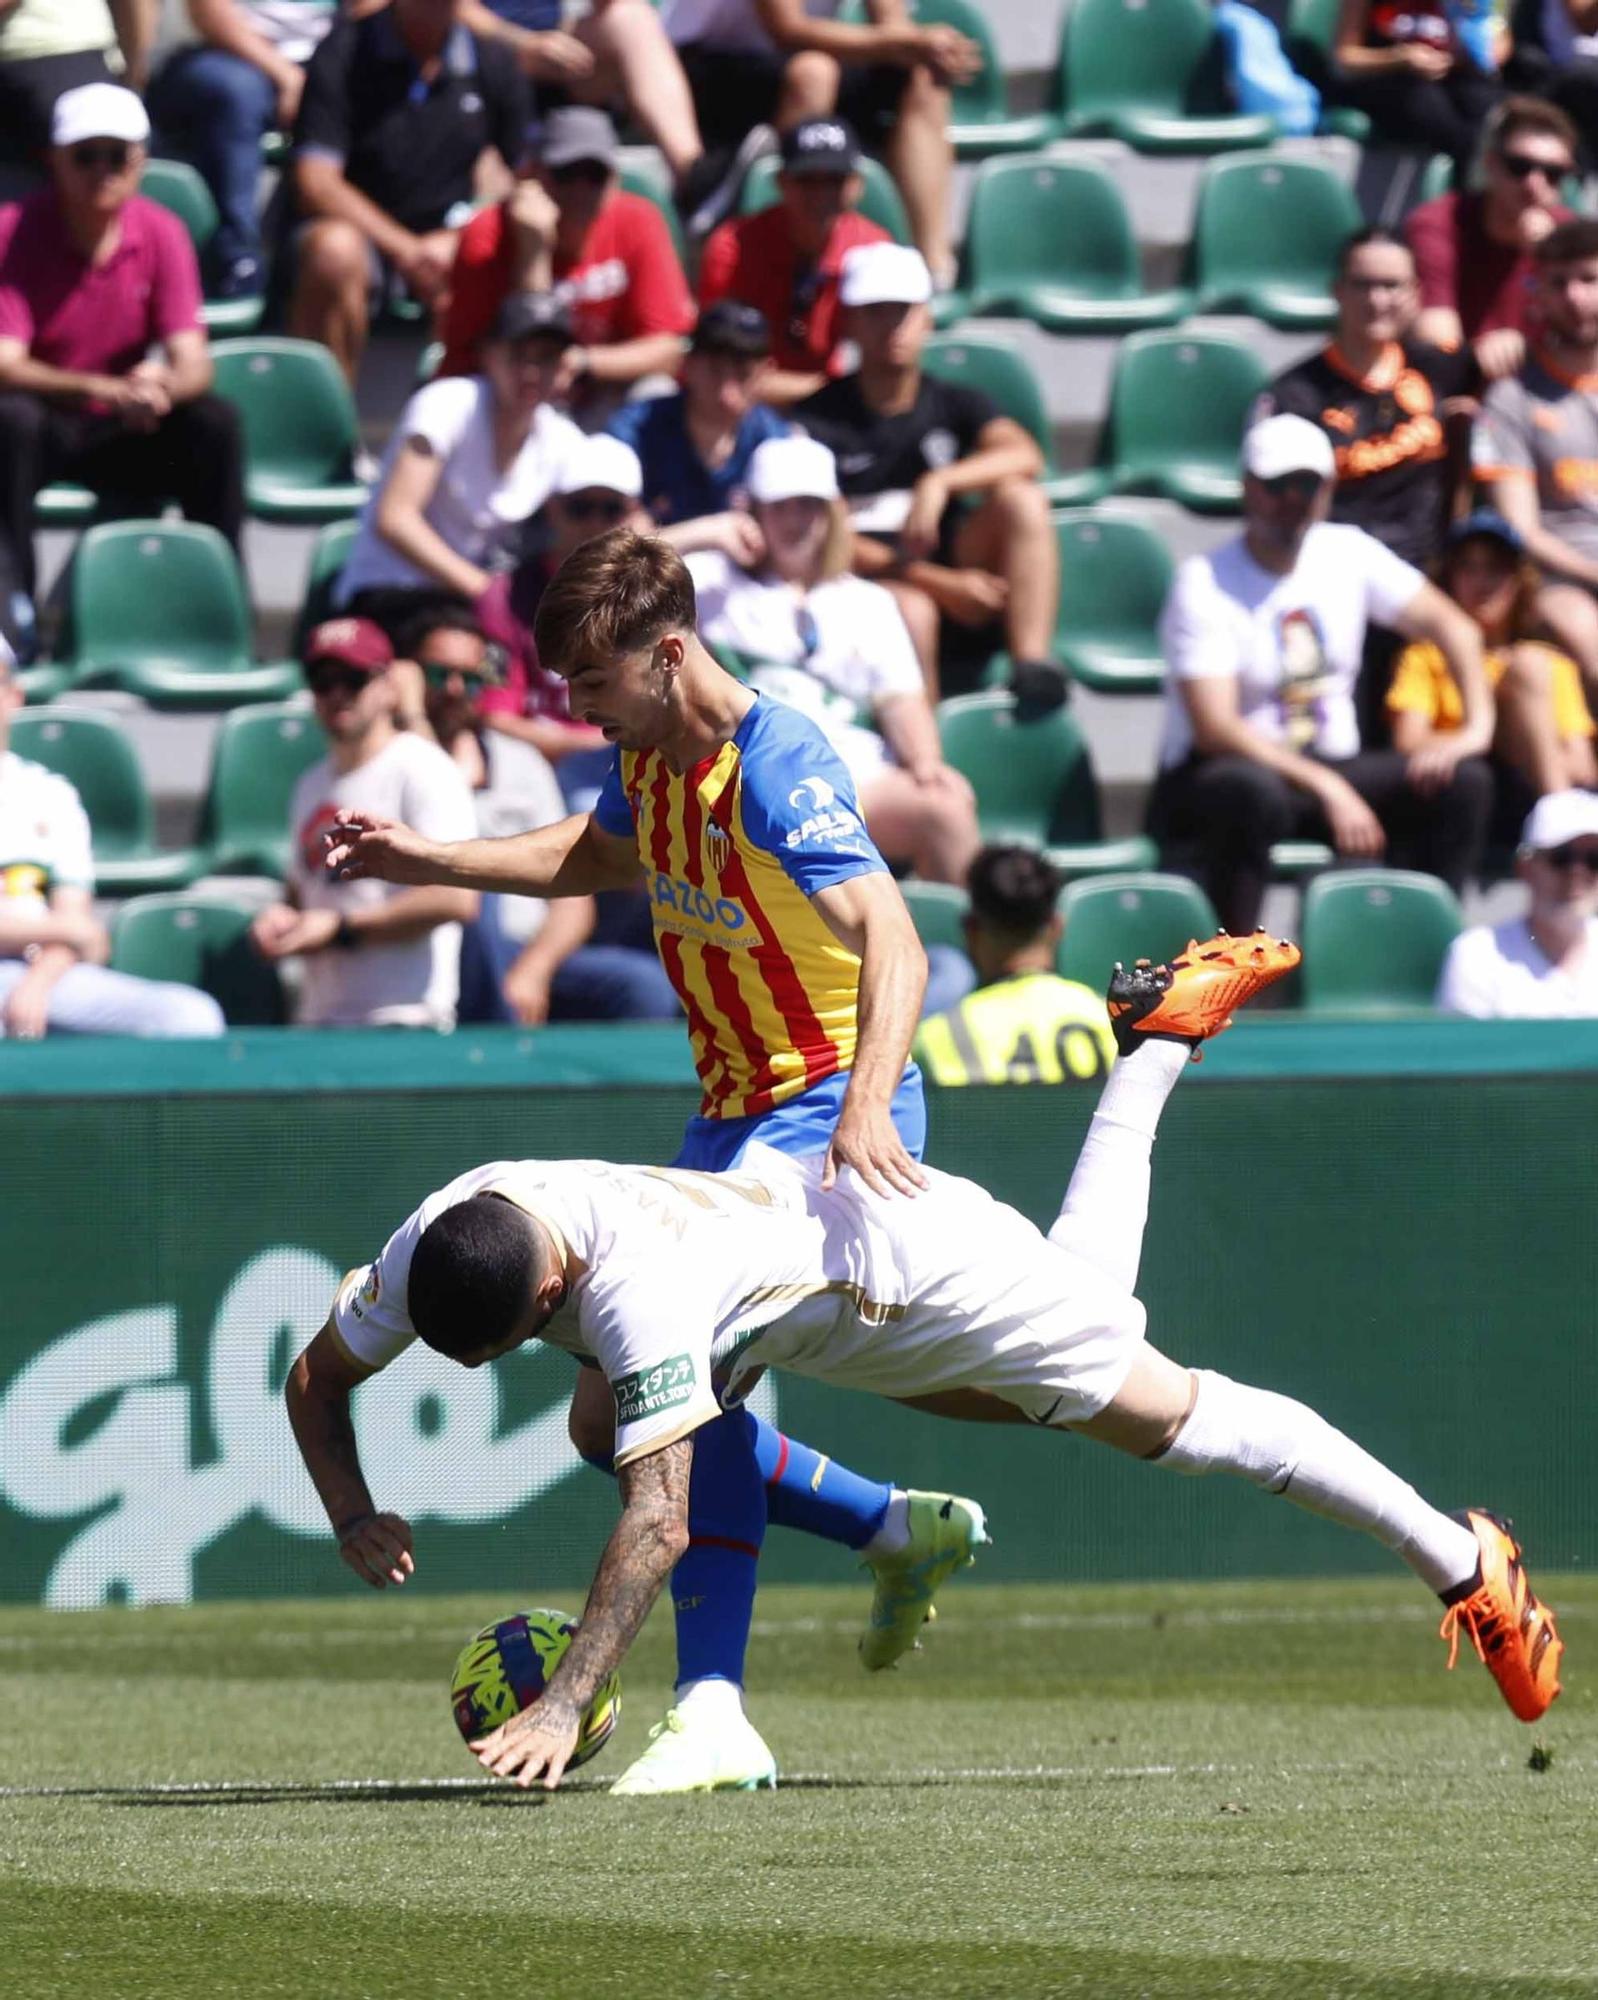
140, 156, 266, 334
208, 340, 367, 525
1056, 0, 1277, 153
195, 702, 327, 879
738, 151, 914, 247
110, 891, 287, 1025
1055, 871, 1220, 987
1048, 514, 1173, 696
1190, 154, 1362, 327
1301, 870, 1464, 1012
9, 709, 203, 893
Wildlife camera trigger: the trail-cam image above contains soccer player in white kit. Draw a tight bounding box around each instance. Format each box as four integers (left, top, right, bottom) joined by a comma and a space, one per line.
286, 933, 1565, 1790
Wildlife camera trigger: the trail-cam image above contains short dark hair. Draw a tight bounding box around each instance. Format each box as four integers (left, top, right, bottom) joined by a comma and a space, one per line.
408, 1197, 543, 1361
1335, 225, 1412, 280
1491, 95, 1578, 160
1535, 216, 1598, 267
533, 526, 697, 676
399, 602, 487, 662
966, 843, 1062, 942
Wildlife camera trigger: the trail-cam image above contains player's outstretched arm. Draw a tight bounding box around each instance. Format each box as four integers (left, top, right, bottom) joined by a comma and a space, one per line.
471, 1434, 693, 1790
324, 810, 641, 899
285, 1324, 415, 1590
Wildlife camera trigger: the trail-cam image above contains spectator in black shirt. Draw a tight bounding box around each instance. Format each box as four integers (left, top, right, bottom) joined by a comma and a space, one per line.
796, 242, 1060, 702
1258, 228, 1471, 571
288, 0, 528, 382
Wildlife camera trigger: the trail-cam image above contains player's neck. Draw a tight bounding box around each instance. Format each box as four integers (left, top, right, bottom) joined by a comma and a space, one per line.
656, 656, 756, 771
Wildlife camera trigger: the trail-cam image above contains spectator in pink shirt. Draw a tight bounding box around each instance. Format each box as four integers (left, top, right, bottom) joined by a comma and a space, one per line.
0, 83, 244, 650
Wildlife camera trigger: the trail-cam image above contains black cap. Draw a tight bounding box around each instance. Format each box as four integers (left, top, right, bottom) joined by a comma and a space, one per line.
491, 290, 573, 346
780, 116, 861, 177
691, 299, 771, 358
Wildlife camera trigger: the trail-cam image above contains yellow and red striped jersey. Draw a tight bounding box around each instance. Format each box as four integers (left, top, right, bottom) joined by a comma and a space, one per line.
594, 695, 887, 1119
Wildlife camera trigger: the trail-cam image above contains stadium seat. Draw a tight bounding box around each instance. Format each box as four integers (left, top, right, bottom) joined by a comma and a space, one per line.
292, 519, 361, 660
1050, 513, 1173, 695
33, 484, 98, 527
899, 878, 968, 954
1102, 331, 1271, 512
8, 709, 202, 893
1056, 0, 1276, 153
208, 338, 368, 524
63, 522, 302, 709
949, 156, 1190, 335
142, 158, 266, 334
195, 702, 327, 878
1191, 155, 1363, 329
922, 334, 1086, 506
1283, 0, 1372, 140
739, 153, 912, 244
901, 0, 1056, 156
110, 893, 287, 1025
1270, 839, 1336, 880
936, 691, 1156, 876
1056, 872, 1220, 987
1300, 869, 1462, 1011
619, 157, 689, 265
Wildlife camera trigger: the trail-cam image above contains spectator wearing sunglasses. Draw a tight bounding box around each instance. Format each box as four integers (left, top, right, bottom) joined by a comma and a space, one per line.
1151, 415, 1496, 935
439, 105, 696, 410
335, 290, 585, 646
394, 601, 679, 1025
1437, 788, 1598, 1015
1405, 96, 1577, 382
252, 616, 480, 1029
697, 116, 890, 408
0, 84, 245, 657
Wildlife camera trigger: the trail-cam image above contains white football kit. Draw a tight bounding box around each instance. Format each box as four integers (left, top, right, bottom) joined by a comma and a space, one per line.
332, 1152, 1146, 1467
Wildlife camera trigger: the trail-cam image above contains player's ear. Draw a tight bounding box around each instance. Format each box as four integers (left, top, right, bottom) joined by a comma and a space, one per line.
656, 631, 686, 680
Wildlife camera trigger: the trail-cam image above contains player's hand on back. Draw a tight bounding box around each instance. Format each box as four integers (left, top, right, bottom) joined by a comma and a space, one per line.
823, 1096, 930, 1199
324, 811, 441, 884
471, 1690, 583, 1790
336, 1510, 415, 1588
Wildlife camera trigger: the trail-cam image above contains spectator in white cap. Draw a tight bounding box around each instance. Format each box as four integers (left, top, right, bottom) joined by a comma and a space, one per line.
687, 432, 980, 885
0, 0, 152, 172
1150, 412, 1497, 934
1437, 788, 1598, 1016
0, 82, 245, 656
334, 290, 586, 646
796, 239, 1060, 705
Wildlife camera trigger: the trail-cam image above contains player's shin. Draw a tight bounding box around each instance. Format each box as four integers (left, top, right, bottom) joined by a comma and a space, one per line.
749, 1410, 897, 1549
672, 1408, 769, 1696
1155, 1368, 1480, 1595
1047, 1037, 1188, 1293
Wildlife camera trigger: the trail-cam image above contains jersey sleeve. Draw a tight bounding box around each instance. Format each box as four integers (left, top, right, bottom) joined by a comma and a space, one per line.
579, 1254, 722, 1467
330, 1215, 423, 1371
1473, 382, 1536, 481
735, 704, 888, 894
696, 218, 739, 308
592, 753, 635, 838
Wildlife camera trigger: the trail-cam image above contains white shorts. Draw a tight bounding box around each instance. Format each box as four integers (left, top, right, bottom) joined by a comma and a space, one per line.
736, 1170, 1146, 1428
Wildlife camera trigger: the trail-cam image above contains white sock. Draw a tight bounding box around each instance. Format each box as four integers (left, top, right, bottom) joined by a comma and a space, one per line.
863, 1489, 910, 1558
1048, 1037, 1189, 1293
1158, 1370, 1480, 1596
674, 1676, 746, 1720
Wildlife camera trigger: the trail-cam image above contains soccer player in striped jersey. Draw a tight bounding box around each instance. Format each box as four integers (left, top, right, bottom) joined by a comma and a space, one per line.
324, 528, 984, 1793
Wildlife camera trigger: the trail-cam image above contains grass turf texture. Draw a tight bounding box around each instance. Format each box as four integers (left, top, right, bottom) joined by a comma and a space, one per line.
2, 1579, 1594, 2000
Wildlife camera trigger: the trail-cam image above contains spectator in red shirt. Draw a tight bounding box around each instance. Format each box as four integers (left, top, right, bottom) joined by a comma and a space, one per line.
1405, 95, 1577, 382
0, 84, 244, 652
698, 115, 889, 408
439, 104, 695, 408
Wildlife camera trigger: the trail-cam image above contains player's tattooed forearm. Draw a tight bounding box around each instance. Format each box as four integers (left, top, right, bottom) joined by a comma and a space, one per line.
554, 1437, 693, 1706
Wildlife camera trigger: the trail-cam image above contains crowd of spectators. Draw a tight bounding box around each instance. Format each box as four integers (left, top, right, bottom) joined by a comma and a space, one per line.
5, 3, 1598, 1038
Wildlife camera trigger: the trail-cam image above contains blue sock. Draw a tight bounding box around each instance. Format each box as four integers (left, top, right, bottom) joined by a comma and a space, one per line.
748, 1411, 893, 1551
671, 1408, 767, 1688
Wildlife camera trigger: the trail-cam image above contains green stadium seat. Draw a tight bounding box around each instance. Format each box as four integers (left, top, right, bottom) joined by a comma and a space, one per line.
33, 484, 98, 527
619, 157, 689, 265
1283, 0, 1372, 140
142, 158, 266, 334
110, 893, 287, 1025
937, 691, 1156, 876
1103, 331, 1271, 512
1057, 0, 1276, 153
1300, 869, 1462, 1011
1056, 872, 1220, 987
63, 522, 302, 709
899, 878, 968, 954
15, 663, 74, 703
195, 702, 327, 878
904, 0, 1057, 157
1050, 513, 1173, 695
950, 156, 1190, 336
1191, 155, 1363, 329
1270, 839, 1336, 880
922, 334, 1087, 507
209, 338, 368, 523
739, 152, 912, 244
292, 518, 361, 660
8, 708, 202, 893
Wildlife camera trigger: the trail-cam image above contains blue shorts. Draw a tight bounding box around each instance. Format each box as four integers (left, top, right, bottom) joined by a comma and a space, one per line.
674, 1064, 926, 1173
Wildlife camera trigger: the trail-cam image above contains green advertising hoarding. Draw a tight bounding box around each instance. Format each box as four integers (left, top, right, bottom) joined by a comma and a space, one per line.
1, 1019, 1594, 1608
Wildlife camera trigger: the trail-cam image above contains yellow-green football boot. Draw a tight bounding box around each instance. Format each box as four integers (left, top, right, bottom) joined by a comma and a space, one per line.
859, 1491, 988, 1671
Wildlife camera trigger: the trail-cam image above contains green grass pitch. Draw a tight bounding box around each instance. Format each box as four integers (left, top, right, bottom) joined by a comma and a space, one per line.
2, 1577, 1594, 2000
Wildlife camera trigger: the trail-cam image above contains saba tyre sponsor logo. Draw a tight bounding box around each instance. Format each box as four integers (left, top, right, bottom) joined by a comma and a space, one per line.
784, 774, 864, 850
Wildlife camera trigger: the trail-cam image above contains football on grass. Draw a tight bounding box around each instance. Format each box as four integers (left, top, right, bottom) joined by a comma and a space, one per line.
449, 1609, 620, 1769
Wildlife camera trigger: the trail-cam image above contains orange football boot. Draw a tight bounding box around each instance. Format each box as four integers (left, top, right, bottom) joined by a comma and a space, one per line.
1106, 930, 1302, 1059
1439, 1510, 1564, 1723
